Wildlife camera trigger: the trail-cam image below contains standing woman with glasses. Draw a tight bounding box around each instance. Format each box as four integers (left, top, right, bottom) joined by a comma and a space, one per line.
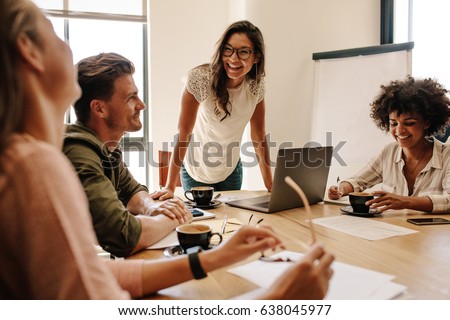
154, 20, 272, 200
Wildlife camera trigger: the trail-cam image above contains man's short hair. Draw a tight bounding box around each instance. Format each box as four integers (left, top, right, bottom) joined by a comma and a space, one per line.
74, 52, 135, 124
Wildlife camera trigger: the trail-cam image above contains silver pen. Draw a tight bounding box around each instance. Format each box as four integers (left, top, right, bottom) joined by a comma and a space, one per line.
221, 214, 228, 235
337, 176, 344, 197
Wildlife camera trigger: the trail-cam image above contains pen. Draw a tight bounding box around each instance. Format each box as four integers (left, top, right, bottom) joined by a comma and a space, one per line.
336, 176, 345, 196
221, 214, 228, 235
285, 176, 317, 243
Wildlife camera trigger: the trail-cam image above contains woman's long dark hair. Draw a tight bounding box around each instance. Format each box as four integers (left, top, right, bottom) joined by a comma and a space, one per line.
210, 20, 265, 121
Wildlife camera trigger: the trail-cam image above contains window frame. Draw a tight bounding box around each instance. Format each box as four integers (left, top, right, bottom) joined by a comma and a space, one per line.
36, 1, 150, 185
381, 0, 413, 44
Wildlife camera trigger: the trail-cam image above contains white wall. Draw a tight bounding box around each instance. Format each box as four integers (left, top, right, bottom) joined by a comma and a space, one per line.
148, 0, 380, 190
149, 0, 229, 188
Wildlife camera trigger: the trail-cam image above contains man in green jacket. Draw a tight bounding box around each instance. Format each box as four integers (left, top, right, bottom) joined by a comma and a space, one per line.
64, 53, 191, 257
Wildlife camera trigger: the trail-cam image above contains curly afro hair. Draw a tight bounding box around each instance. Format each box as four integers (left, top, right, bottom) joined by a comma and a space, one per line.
370, 76, 450, 137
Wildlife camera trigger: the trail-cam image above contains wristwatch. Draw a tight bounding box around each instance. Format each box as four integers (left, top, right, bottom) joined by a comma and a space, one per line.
186, 246, 207, 279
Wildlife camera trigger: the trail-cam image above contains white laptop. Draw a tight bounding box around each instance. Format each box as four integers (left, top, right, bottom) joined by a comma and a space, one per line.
225, 146, 333, 213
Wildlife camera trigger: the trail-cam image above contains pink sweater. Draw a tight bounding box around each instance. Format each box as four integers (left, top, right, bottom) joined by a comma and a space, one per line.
0, 135, 143, 299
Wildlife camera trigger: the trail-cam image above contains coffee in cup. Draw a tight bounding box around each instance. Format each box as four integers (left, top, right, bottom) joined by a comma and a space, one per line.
349, 192, 374, 213
184, 186, 214, 206
176, 224, 222, 253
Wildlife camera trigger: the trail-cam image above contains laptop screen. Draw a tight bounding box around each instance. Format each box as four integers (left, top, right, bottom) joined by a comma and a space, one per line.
268, 146, 333, 211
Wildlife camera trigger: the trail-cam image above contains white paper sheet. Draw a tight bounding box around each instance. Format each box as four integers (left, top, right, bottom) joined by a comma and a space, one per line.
312, 215, 418, 240
147, 231, 178, 249
232, 282, 407, 300
323, 195, 349, 205
227, 251, 406, 300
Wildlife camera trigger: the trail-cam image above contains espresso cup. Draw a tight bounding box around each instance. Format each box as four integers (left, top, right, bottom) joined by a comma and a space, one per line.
184, 186, 214, 206
176, 224, 222, 253
349, 192, 374, 213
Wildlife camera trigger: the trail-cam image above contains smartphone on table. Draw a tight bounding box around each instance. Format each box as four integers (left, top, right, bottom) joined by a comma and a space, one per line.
190, 208, 215, 221
407, 218, 450, 225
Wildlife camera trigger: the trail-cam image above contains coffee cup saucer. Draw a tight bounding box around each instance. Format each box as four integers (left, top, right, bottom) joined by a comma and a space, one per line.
163, 245, 183, 258
184, 199, 222, 210
340, 205, 381, 217
163, 245, 214, 258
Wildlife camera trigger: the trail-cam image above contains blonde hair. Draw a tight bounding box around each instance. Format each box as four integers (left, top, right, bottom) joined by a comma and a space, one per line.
0, 0, 40, 151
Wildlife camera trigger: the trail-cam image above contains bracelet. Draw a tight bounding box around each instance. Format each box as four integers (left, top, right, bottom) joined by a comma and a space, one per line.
187, 247, 207, 280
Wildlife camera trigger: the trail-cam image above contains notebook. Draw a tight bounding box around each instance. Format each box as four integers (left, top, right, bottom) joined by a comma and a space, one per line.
225, 146, 333, 213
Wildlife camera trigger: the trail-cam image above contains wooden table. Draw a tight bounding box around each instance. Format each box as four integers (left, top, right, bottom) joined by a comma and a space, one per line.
129, 190, 450, 300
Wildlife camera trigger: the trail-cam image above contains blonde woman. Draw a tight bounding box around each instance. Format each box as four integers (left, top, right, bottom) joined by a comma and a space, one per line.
0, 0, 333, 299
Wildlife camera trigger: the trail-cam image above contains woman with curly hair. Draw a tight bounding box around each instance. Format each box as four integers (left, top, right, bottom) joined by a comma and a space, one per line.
328, 76, 450, 213
153, 20, 272, 200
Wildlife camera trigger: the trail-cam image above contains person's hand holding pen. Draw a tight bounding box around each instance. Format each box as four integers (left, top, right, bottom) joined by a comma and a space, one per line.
327, 177, 344, 200
327, 176, 353, 200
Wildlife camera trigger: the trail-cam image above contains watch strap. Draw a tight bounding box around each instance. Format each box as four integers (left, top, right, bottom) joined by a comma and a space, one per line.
187, 247, 207, 280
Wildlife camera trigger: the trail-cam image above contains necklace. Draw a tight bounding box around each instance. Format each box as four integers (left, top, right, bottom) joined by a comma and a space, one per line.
405, 147, 428, 175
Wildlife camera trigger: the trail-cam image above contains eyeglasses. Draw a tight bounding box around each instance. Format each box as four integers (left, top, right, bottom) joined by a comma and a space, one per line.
222, 46, 255, 60
285, 176, 316, 243
259, 177, 314, 263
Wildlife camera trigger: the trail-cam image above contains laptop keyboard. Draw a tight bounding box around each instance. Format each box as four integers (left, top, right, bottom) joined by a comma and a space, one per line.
253, 201, 270, 208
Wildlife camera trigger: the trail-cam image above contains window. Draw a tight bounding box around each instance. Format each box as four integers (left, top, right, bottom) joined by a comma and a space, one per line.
394, 0, 450, 85
393, 0, 450, 141
32, 0, 149, 185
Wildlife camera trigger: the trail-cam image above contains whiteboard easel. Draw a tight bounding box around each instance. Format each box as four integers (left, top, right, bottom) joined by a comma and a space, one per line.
311, 47, 412, 194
